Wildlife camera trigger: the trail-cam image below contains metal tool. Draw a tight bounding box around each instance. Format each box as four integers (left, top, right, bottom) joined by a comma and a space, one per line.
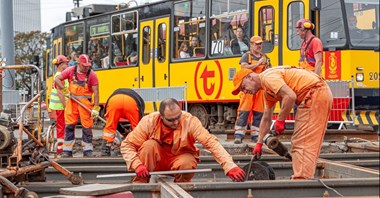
96, 168, 212, 178
245, 155, 255, 181
245, 145, 262, 181
264, 133, 292, 160
67, 95, 107, 123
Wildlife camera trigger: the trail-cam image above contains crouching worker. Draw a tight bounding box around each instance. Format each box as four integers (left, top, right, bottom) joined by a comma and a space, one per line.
120, 98, 245, 183
101, 88, 145, 156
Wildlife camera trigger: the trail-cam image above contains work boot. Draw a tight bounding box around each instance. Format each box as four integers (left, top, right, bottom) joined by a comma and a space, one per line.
101, 140, 111, 156
234, 134, 244, 144
251, 135, 258, 143
250, 130, 259, 143
60, 151, 73, 158
83, 150, 93, 157
234, 137, 243, 144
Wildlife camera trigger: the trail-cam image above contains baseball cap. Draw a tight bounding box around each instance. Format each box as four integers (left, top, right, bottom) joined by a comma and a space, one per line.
78, 54, 92, 67
232, 68, 253, 95
250, 36, 263, 44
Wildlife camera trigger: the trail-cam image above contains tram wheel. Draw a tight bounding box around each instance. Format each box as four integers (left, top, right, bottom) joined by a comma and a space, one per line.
189, 104, 209, 128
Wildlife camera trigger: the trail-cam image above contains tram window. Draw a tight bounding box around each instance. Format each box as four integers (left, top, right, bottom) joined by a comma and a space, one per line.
112, 15, 121, 33
87, 17, 110, 70
111, 33, 138, 67
320, 0, 346, 48
342, 0, 379, 48
88, 37, 110, 69
157, 23, 167, 62
64, 23, 84, 60
111, 11, 139, 68
288, 2, 304, 50
112, 11, 138, 33
173, 0, 206, 59
258, 6, 274, 53
209, 0, 249, 57
142, 26, 151, 64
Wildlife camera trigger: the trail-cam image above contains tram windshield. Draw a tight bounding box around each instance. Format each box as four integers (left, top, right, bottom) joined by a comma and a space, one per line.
320, 0, 379, 49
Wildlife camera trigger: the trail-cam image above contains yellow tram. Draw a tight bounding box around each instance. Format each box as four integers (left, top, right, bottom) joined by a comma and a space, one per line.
45, 0, 379, 131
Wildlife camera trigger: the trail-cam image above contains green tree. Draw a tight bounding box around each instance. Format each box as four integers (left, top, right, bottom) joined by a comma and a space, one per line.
14, 31, 50, 98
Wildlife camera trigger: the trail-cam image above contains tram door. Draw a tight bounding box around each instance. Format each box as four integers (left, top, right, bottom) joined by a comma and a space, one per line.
139, 17, 169, 88
52, 37, 62, 74
253, 1, 280, 66
281, 0, 310, 66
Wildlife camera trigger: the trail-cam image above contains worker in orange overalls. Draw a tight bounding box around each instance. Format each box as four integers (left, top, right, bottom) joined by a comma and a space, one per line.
120, 98, 245, 183
233, 36, 271, 144
232, 67, 333, 179
48, 55, 69, 153
296, 18, 323, 75
101, 88, 145, 156
54, 54, 100, 158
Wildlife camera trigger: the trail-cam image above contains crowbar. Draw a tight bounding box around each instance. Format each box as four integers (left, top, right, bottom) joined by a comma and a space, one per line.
66, 95, 106, 123
96, 168, 212, 178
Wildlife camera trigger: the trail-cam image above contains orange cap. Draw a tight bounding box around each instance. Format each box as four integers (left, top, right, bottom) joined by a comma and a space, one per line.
250, 36, 263, 44
232, 68, 253, 95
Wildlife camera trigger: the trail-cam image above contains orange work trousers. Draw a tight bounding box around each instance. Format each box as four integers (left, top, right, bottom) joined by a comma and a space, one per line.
235, 90, 264, 137
133, 139, 198, 183
103, 94, 140, 143
291, 82, 333, 179
65, 98, 93, 128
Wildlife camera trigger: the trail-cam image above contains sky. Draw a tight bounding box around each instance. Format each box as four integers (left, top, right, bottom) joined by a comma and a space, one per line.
40, 0, 151, 32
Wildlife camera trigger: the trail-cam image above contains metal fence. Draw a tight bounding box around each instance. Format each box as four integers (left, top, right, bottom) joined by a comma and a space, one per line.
2, 90, 22, 119
271, 79, 355, 130
132, 86, 188, 111
2, 90, 22, 104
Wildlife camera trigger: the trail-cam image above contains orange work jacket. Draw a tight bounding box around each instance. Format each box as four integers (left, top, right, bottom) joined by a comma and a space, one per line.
120, 111, 237, 174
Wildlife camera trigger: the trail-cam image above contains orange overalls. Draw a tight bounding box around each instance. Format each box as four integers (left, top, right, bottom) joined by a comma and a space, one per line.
103, 88, 145, 143
260, 67, 333, 179
299, 36, 323, 72
121, 112, 238, 183
234, 53, 269, 140
63, 67, 94, 154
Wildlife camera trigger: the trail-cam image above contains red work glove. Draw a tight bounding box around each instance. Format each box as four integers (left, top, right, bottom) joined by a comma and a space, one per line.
252, 143, 263, 159
226, 167, 246, 182
135, 164, 150, 178
274, 120, 285, 135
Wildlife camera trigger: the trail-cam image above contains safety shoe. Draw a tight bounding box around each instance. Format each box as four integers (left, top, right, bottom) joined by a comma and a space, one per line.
83, 150, 93, 157
251, 136, 258, 143
60, 151, 73, 158
234, 137, 243, 144
101, 140, 111, 156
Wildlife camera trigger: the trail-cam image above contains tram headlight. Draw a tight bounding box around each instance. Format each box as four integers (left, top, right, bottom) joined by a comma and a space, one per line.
356, 73, 364, 82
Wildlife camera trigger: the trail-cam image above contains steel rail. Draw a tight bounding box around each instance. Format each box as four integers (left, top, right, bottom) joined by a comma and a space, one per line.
18, 177, 380, 198
96, 168, 213, 178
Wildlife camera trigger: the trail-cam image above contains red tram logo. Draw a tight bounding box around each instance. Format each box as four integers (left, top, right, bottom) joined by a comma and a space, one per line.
194, 60, 223, 99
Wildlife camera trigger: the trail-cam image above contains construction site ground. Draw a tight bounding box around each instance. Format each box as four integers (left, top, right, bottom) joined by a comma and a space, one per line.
11, 119, 380, 198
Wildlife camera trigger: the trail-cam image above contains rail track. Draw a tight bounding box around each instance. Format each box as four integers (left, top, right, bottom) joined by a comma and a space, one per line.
13, 152, 378, 197
7, 127, 380, 197
221, 129, 379, 142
